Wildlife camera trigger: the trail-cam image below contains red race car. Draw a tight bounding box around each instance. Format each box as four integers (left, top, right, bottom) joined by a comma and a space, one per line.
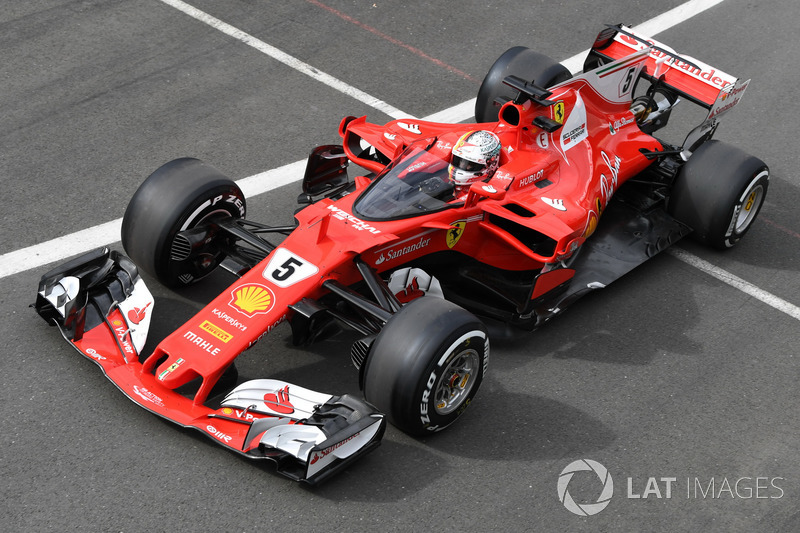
34, 25, 768, 483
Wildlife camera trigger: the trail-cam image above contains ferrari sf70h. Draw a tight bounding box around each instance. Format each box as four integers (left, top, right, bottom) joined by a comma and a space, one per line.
34, 25, 768, 483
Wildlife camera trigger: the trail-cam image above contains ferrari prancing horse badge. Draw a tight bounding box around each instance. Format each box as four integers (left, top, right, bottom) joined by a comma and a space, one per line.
446, 221, 466, 249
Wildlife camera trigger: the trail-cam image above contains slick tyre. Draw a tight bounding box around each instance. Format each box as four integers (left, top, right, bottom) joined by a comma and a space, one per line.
475, 47, 571, 123
121, 158, 246, 287
363, 297, 488, 437
669, 141, 769, 249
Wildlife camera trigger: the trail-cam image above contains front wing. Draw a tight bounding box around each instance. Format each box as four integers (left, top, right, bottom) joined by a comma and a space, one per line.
33, 248, 385, 484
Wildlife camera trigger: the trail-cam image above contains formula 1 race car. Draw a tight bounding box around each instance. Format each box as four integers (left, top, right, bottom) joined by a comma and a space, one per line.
34, 25, 768, 483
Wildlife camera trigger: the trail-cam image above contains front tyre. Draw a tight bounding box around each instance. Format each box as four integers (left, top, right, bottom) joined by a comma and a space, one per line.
362, 297, 488, 437
669, 141, 769, 249
121, 158, 246, 287
475, 47, 571, 123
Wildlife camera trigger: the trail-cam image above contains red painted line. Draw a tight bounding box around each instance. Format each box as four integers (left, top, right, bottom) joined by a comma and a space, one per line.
761, 216, 800, 241
305, 0, 479, 83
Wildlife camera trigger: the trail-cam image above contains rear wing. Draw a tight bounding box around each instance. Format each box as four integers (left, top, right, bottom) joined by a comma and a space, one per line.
585, 24, 745, 108
585, 24, 750, 151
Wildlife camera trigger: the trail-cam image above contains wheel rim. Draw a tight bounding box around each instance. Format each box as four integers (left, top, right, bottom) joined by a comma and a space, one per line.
434, 348, 480, 415
170, 208, 232, 284
733, 173, 767, 234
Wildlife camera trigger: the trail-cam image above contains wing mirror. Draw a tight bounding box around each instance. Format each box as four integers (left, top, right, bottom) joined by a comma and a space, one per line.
298, 145, 350, 203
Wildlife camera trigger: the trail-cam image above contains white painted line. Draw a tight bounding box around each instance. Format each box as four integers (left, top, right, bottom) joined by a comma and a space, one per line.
429, 0, 730, 121
9, 0, 796, 326
424, 98, 477, 124
157, 0, 413, 121
0, 161, 308, 279
1, 220, 124, 279
0, 0, 740, 277
668, 248, 800, 321
236, 159, 307, 198
562, 0, 728, 75
633, 0, 727, 37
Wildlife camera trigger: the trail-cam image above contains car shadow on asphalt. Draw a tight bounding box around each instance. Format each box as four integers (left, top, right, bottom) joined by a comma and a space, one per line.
134, 250, 711, 501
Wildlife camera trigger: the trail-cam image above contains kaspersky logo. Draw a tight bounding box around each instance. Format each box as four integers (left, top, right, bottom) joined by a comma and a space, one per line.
558, 459, 614, 516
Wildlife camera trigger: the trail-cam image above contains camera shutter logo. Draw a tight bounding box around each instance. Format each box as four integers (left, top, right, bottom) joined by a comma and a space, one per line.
557, 459, 614, 516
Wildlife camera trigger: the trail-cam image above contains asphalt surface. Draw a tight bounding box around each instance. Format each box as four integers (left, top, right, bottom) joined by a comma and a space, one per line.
2, 1, 799, 531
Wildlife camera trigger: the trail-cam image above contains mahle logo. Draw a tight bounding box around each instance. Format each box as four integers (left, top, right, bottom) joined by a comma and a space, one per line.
558, 459, 614, 516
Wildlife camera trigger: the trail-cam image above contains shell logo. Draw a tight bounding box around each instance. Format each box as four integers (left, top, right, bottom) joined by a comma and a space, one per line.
229, 283, 275, 318
584, 211, 598, 238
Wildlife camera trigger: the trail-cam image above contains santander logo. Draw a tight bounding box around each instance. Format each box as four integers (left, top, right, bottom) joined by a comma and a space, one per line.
615, 31, 734, 89
263, 385, 295, 415
127, 302, 151, 325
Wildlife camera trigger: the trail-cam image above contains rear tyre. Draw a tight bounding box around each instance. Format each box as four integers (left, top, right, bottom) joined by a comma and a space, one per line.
475, 47, 571, 123
669, 141, 769, 249
121, 158, 246, 287
363, 297, 488, 437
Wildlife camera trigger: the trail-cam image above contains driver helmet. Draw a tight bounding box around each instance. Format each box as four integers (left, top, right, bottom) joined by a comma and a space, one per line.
448, 130, 501, 188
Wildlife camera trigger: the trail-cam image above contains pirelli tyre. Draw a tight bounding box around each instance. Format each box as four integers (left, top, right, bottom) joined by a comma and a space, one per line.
121, 158, 246, 287
669, 141, 769, 249
362, 296, 488, 437
475, 47, 571, 123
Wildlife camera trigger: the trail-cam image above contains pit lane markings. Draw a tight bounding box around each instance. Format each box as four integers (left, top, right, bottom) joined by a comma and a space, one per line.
668, 249, 800, 321
6, 0, 797, 323
158, 0, 414, 120
3, 164, 798, 327
304, 0, 480, 83
157, 0, 725, 123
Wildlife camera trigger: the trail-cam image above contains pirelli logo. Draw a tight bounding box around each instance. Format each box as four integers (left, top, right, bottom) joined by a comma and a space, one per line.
199, 320, 233, 343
